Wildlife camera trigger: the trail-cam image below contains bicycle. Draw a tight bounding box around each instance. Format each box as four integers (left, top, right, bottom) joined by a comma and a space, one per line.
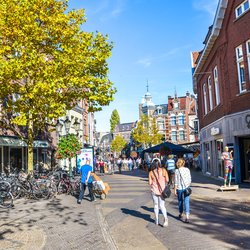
0, 180, 14, 208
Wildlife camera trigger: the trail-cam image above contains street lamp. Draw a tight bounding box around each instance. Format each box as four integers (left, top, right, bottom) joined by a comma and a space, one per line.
64, 116, 71, 133
73, 119, 80, 135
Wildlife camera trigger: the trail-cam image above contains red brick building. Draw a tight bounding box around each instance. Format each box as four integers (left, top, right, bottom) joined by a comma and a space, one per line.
167, 92, 198, 144
192, 0, 250, 183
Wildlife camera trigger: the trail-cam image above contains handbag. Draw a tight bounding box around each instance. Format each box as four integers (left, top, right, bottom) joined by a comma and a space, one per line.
178, 169, 192, 196
152, 169, 171, 199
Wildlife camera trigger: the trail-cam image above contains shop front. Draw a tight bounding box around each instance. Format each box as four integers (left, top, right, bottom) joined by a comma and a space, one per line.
0, 136, 50, 174
200, 110, 250, 184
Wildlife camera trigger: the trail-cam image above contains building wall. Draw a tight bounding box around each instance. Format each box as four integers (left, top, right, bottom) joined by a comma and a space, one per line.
194, 0, 250, 183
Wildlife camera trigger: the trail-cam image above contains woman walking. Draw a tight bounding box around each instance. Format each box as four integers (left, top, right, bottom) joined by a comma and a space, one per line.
149, 158, 169, 227
174, 158, 192, 223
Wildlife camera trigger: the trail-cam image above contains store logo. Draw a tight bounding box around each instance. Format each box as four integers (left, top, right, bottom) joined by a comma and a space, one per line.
246, 114, 250, 129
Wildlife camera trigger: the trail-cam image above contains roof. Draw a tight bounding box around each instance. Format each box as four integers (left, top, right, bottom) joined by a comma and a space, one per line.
193, 0, 228, 93
115, 122, 136, 132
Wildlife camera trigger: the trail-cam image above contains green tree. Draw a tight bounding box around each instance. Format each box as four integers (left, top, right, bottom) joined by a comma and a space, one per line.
131, 115, 162, 149
110, 109, 120, 133
57, 134, 81, 177
0, 0, 116, 172
111, 135, 126, 157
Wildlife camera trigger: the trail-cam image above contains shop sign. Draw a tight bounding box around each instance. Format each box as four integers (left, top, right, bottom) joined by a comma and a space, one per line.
211, 127, 220, 136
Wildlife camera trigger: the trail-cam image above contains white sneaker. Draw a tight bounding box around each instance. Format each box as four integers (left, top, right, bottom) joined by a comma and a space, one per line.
155, 219, 159, 225
163, 219, 168, 227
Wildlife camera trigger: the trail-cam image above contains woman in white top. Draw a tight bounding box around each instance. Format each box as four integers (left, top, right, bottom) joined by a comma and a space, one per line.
174, 158, 192, 223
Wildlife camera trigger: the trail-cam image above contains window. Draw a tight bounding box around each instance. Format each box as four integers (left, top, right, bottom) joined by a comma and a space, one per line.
203, 83, 208, 115
171, 130, 177, 142
170, 114, 176, 126
236, 45, 246, 92
235, 0, 250, 18
173, 102, 179, 109
157, 120, 165, 130
213, 66, 220, 105
208, 76, 213, 110
179, 130, 185, 141
178, 113, 184, 125
157, 107, 162, 115
247, 40, 250, 81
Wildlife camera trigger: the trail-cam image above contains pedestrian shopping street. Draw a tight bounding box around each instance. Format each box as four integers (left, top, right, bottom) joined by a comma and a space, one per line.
1, 169, 250, 250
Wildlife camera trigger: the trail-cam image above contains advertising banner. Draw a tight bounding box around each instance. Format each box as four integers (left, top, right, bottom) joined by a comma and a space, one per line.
76, 147, 94, 172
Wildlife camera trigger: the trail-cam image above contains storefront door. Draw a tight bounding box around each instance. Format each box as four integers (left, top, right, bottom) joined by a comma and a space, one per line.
239, 138, 250, 182
216, 139, 224, 178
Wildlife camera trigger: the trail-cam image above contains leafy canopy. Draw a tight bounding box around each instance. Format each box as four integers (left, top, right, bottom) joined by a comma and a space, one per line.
131, 115, 162, 148
110, 109, 120, 132
111, 135, 126, 154
0, 0, 116, 138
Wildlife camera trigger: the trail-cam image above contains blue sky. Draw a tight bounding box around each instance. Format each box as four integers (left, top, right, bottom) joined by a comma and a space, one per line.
68, 0, 218, 132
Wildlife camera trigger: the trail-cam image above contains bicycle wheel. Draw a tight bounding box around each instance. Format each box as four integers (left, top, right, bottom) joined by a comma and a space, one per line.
0, 191, 14, 208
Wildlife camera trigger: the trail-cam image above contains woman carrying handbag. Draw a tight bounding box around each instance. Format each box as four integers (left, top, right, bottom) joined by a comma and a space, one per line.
174, 158, 192, 223
148, 158, 169, 227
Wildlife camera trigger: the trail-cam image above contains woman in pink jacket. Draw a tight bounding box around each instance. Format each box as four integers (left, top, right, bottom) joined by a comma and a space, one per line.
149, 158, 169, 227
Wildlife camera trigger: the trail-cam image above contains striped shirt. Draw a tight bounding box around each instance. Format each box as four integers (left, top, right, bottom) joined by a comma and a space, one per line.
175, 167, 191, 190
166, 159, 175, 170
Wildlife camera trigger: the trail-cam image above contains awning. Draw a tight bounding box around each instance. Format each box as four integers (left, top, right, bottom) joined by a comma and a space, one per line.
0, 136, 49, 148
142, 141, 194, 155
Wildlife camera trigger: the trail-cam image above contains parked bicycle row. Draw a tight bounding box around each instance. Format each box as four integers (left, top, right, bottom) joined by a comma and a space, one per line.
0, 169, 81, 209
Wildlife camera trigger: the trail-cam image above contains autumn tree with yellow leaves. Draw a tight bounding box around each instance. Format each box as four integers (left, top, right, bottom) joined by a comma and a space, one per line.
0, 0, 116, 172
131, 115, 162, 149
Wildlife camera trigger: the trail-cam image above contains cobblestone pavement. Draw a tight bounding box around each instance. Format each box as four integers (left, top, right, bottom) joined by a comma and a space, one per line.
1, 169, 250, 250
0, 193, 115, 250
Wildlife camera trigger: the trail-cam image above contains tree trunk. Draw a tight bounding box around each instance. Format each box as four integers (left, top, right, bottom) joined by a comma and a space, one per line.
27, 118, 34, 173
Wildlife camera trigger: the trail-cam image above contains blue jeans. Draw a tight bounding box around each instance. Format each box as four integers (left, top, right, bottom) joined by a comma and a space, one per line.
78, 182, 95, 201
177, 189, 190, 215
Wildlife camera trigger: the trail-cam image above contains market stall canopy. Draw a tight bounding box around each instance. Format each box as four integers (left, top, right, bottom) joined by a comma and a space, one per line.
142, 141, 194, 155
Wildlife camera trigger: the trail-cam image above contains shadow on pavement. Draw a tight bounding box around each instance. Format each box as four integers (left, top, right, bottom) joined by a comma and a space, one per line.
121, 207, 154, 223
185, 196, 250, 249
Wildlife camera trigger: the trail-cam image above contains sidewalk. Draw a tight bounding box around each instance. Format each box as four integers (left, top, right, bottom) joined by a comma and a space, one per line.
0, 194, 115, 250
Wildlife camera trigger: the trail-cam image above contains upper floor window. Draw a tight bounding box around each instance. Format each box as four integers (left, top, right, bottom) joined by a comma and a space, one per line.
179, 130, 185, 141
157, 120, 165, 130
213, 66, 220, 106
203, 83, 208, 115
246, 40, 250, 82
173, 102, 179, 109
235, 0, 250, 18
236, 45, 246, 92
208, 76, 213, 111
171, 130, 177, 142
170, 114, 176, 126
178, 113, 184, 125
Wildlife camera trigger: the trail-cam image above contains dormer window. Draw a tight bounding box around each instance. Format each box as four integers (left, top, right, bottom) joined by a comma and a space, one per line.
157, 106, 162, 115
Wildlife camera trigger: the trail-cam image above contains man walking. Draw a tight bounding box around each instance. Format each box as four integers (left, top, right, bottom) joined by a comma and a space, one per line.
78, 160, 95, 204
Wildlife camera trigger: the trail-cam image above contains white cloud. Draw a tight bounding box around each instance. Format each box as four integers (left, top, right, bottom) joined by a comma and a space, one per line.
192, 0, 218, 19
136, 58, 152, 68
